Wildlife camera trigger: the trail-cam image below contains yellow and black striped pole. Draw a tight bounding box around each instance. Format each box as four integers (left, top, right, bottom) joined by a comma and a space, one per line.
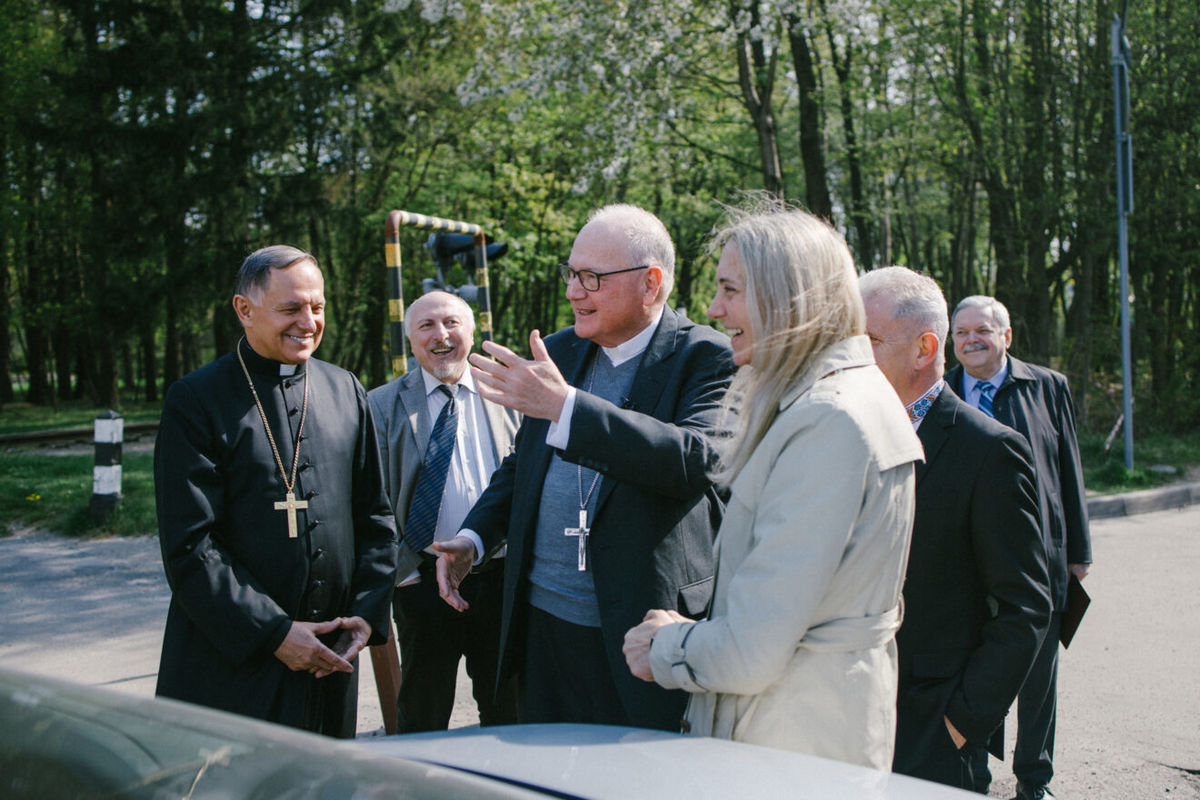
471, 231, 494, 345
383, 210, 495, 379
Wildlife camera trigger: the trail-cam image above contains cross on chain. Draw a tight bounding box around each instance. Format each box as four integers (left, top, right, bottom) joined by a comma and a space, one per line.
274, 491, 309, 539
564, 509, 590, 571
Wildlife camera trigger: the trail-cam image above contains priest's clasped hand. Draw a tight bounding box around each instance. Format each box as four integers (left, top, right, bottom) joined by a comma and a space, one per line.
470, 330, 569, 421
274, 617, 372, 678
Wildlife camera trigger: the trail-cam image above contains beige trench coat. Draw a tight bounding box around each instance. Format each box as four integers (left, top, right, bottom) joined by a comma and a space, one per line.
648, 336, 923, 771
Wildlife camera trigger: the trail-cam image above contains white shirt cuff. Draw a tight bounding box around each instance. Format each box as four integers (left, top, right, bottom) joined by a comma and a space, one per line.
457, 530, 486, 566
545, 386, 577, 450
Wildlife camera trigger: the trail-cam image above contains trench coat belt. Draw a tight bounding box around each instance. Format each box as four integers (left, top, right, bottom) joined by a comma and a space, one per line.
796, 605, 901, 653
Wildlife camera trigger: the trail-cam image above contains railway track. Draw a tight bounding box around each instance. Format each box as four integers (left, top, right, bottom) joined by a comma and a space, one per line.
0, 421, 159, 447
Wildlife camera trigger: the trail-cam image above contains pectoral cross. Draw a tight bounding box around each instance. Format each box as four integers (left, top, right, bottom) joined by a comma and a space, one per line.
564, 509, 590, 571
274, 491, 308, 539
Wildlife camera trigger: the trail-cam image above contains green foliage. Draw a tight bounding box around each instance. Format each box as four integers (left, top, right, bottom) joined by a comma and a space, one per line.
2, 0, 1198, 436
0, 450, 157, 538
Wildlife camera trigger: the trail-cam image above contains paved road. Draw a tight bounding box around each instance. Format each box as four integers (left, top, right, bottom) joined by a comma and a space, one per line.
1, 507, 1198, 798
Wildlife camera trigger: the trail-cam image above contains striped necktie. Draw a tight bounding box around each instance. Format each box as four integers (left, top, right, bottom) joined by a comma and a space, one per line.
974, 380, 996, 418
403, 384, 458, 553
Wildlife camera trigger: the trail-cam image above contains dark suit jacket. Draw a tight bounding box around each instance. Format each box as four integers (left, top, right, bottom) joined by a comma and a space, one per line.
463, 307, 734, 730
948, 356, 1092, 609
894, 389, 1052, 771
367, 369, 520, 578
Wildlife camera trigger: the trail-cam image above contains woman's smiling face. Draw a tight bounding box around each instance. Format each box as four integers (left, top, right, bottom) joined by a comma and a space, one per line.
708, 241, 753, 366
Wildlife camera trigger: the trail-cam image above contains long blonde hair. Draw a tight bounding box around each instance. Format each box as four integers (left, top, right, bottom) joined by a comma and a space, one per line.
713, 203, 865, 484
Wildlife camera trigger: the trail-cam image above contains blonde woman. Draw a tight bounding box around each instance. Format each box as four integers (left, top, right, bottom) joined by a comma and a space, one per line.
623, 206, 923, 770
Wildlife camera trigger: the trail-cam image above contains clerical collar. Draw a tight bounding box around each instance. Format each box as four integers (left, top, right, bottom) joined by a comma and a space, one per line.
420, 367, 476, 397
602, 306, 664, 367
906, 379, 944, 426
237, 339, 308, 379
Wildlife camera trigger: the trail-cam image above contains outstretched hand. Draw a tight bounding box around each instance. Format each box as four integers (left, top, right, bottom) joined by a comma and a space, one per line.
434, 536, 478, 612
469, 330, 569, 421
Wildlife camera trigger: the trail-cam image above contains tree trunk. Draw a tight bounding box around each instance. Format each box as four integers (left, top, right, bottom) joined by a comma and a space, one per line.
0, 137, 12, 403
140, 318, 158, 402
820, 7, 873, 266
732, 0, 784, 197
787, 17, 832, 218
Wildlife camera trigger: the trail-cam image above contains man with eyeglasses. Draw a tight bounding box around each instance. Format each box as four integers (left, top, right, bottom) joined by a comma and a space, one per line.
435, 204, 734, 730
947, 295, 1092, 800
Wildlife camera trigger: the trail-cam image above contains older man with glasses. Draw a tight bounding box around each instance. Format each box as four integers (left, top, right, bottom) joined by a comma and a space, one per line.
435, 204, 734, 730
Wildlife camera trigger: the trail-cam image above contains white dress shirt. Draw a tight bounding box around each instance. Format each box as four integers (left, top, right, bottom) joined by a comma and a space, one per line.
399, 368, 498, 584
964, 362, 1008, 410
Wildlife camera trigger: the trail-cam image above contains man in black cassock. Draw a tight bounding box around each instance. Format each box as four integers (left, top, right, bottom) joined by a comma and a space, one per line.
154, 245, 397, 738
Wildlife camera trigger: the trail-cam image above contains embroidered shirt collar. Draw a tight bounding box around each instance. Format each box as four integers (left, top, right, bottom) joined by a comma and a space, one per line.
906, 379, 945, 425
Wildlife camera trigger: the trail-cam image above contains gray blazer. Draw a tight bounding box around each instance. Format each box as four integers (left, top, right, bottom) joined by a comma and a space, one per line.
368, 369, 520, 578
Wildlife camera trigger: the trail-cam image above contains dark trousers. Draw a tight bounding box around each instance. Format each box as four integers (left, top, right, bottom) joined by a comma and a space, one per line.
894, 695, 985, 792
393, 557, 517, 732
520, 604, 629, 726
970, 612, 1062, 792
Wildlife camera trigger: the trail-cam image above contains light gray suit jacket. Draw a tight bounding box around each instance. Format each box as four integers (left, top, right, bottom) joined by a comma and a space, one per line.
367, 369, 520, 578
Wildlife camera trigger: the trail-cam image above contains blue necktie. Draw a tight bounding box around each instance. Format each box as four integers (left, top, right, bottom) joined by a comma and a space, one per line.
975, 380, 996, 418
403, 385, 458, 553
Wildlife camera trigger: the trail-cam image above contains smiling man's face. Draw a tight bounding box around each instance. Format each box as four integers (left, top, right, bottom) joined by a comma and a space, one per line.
407, 291, 475, 383
951, 304, 1011, 380
234, 258, 325, 364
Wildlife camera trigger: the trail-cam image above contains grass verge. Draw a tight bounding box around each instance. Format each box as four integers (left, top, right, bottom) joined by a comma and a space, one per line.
1, 450, 157, 538
1078, 429, 1200, 495
2, 406, 1198, 538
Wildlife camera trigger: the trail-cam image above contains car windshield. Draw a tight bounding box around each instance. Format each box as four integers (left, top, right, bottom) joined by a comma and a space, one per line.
0, 670, 549, 800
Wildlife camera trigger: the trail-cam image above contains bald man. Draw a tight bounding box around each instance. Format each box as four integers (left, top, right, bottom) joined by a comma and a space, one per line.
367, 291, 519, 731
861, 268, 1051, 791
436, 205, 733, 730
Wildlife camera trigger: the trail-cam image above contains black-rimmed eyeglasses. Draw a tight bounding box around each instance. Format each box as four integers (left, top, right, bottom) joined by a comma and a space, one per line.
558, 263, 650, 292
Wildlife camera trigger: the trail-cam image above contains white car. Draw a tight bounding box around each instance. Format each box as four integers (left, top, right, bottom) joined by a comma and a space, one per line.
0, 666, 974, 799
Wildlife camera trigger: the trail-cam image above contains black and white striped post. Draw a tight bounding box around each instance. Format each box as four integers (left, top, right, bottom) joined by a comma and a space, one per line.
89, 410, 123, 522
